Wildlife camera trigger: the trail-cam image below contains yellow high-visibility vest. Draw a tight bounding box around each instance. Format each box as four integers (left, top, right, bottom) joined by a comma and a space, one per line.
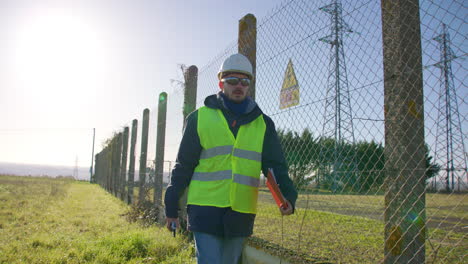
187, 106, 266, 214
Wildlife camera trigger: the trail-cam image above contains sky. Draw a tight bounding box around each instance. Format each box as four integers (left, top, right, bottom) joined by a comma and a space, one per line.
0, 0, 284, 168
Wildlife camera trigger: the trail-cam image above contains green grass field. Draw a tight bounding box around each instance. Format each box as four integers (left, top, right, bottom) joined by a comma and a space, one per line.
1, 175, 465, 264
253, 190, 467, 264
0, 175, 195, 264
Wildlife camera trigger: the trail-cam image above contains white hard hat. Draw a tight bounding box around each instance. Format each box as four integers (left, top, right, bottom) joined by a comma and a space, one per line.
218, 53, 254, 80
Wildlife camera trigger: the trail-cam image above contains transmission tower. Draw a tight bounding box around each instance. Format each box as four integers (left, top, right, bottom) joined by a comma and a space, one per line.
318, 0, 358, 192
432, 24, 467, 192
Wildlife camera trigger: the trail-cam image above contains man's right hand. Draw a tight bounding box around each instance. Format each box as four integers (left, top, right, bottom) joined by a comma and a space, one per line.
166, 217, 180, 232
280, 200, 293, 215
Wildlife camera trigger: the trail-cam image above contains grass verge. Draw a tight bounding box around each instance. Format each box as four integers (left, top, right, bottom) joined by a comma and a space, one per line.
253, 194, 467, 263
0, 175, 195, 264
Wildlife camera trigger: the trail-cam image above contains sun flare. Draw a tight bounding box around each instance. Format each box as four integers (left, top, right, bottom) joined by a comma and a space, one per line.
11, 9, 106, 96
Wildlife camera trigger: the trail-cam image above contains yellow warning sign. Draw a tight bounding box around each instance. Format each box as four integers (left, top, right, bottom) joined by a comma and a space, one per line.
280, 59, 300, 109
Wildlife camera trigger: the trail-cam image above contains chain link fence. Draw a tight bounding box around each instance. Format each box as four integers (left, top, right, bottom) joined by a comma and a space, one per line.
194, 0, 466, 263
93, 0, 466, 263
93, 104, 174, 225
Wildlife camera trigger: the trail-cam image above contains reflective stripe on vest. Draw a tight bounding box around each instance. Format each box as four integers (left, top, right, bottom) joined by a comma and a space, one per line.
192, 171, 260, 188
233, 174, 260, 187
200, 145, 261, 162
192, 170, 232, 181
187, 106, 266, 214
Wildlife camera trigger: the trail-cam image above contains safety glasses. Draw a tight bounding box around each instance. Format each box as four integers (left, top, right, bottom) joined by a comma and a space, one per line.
221, 77, 251, 86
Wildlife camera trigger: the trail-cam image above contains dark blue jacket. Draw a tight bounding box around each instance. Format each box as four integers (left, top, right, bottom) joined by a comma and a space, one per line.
164, 92, 297, 237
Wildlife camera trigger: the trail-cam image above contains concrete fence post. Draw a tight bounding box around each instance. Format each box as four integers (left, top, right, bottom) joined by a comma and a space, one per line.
99, 151, 103, 188
111, 139, 117, 195
183, 66, 198, 130
381, 0, 426, 263
120, 127, 129, 201
105, 147, 109, 191
113, 133, 123, 198
94, 153, 100, 185
154, 92, 168, 208
111, 137, 117, 196
98, 152, 103, 187
238, 14, 257, 100
178, 65, 198, 231
128, 119, 138, 204
106, 146, 111, 192
90, 128, 95, 183
138, 109, 150, 204
102, 150, 105, 189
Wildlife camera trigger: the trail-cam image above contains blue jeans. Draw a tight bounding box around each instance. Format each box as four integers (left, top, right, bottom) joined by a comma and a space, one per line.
193, 232, 245, 264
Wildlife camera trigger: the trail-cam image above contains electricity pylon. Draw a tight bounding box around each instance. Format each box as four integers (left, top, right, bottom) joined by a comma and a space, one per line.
318, 0, 358, 192
432, 24, 467, 192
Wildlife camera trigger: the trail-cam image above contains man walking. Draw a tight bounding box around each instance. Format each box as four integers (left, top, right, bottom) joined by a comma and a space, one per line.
164, 53, 297, 264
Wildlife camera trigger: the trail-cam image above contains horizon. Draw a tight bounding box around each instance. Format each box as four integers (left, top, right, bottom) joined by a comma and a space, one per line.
0, 161, 173, 183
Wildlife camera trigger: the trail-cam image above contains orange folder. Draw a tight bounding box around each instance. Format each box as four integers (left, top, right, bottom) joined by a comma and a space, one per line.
266, 168, 289, 209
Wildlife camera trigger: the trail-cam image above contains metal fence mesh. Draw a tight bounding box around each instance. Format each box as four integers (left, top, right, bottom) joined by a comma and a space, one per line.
93, 0, 466, 263
193, 0, 466, 263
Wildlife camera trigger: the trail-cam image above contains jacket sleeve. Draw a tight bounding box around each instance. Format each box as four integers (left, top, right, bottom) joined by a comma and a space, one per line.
164, 111, 201, 218
261, 115, 298, 208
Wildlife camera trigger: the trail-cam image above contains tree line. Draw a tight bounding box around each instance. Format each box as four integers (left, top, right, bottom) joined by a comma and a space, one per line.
278, 129, 440, 193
